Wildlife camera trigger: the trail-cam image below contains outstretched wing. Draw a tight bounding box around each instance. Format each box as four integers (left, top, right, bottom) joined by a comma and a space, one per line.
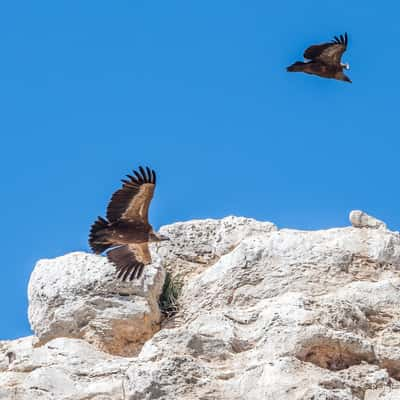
303, 33, 348, 66
106, 166, 156, 224
107, 243, 151, 281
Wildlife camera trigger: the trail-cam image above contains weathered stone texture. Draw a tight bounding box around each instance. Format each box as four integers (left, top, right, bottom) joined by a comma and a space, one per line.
1, 212, 399, 399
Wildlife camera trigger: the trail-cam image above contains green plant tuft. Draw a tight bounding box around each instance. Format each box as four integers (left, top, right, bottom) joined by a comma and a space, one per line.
159, 272, 182, 318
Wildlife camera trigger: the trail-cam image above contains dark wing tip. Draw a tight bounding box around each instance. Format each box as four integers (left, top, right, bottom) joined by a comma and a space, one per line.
132, 166, 155, 184
108, 245, 147, 281
138, 166, 147, 181
121, 174, 139, 186
145, 166, 152, 182
135, 264, 145, 279
116, 265, 129, 280
335, 33, 348, 46
129, 263, 145, 280
107, 165, 156, 222
117, 262, 145, 281
133, 169, 144, 183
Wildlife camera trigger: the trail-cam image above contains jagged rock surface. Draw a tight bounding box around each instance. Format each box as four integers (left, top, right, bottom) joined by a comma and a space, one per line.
350, 210, 387, 230
2, 213, 400, 399
28, 251, 165, 356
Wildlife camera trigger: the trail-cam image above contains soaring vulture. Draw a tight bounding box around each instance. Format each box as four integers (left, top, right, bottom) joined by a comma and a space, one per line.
89, 166, 168, 281
287, 33, 351, 83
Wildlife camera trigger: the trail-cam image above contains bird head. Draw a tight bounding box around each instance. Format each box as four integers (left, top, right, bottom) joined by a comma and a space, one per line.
341, 62, 350, 70
149, 231, 170, 242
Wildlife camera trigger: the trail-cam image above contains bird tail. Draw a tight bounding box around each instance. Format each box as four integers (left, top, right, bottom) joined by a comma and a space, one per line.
89, 217, 112, 254
287, 61, 307, 72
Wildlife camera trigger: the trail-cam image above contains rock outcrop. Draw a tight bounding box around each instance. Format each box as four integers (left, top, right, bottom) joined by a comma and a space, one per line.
349, 210, 387, 230
1, 213, 400, 399
28, 252, 165, 356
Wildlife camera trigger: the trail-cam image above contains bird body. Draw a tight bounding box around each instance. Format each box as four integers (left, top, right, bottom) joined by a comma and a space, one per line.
91, 218, 151, 247
89, 166, 168, 281
287, 61, 350, 81
287, 33, 351, 83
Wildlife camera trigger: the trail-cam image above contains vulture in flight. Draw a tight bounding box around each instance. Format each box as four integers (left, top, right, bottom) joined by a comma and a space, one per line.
287, 33, 351, 83
89, 166, 168, 281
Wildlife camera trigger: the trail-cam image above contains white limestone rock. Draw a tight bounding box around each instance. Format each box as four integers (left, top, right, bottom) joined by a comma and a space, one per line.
3, 214, 400, 399
350, 210, 387, 229
28, 251, 165, 356
0, 337, 131, 400
129, 215, 400, 398
156, 216, 277, 280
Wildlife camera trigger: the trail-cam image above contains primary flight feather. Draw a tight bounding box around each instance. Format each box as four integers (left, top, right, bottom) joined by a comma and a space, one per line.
287, 33, 351, 83
89, 166, 168, 281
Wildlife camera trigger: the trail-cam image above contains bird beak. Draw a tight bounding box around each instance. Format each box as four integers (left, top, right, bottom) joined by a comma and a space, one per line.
158, 234, 170, 241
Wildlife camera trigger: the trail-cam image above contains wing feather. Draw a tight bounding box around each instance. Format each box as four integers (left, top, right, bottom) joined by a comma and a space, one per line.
106, 166, 156, 223
107, 243, 151, 281
303, 33, 348, 66
134, 170, 144, 183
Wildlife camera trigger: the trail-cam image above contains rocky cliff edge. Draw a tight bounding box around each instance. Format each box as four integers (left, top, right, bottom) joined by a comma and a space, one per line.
1, 212, 400, 399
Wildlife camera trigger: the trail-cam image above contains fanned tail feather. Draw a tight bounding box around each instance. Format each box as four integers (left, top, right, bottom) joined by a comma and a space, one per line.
89, 217, 112, 254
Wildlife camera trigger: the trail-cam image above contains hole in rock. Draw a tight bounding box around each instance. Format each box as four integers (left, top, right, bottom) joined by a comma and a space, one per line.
296, 340, 375, 371
365, 310, 394, 337
380, 360, 400, 381
6, 351, 16, 364
231, 338, 254, 353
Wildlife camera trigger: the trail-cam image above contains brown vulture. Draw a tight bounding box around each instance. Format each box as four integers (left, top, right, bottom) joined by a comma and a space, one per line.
89, 166, 168, 281
287, 33, 351, 83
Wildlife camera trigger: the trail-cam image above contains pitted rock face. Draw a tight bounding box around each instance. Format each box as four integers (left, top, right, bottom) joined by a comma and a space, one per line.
156, 216, 277, 281
2, 214, 400, 399
28, 251, 165, 356
350, 210, 387, 229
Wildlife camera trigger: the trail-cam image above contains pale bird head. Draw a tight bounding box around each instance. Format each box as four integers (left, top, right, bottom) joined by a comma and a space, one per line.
149, 231, 170, 242
157, 234, 170, 241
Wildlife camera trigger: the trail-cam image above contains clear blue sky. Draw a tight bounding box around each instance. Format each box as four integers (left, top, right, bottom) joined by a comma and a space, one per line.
1, 1, 399, 339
